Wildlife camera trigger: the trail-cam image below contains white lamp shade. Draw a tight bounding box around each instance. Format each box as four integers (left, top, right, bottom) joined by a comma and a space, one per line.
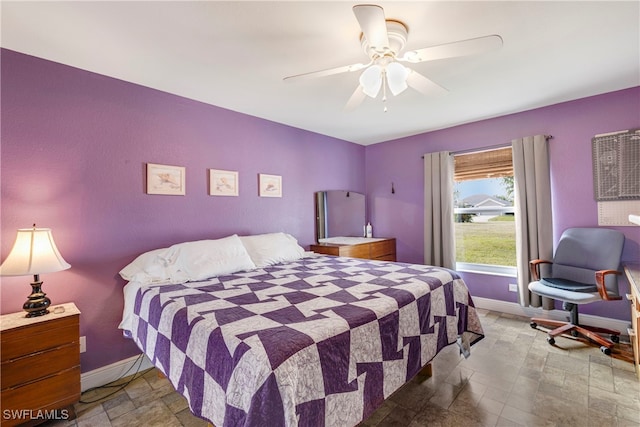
359, 65, 383, 98
386, 62, 410, 96
0, 227, 71, 276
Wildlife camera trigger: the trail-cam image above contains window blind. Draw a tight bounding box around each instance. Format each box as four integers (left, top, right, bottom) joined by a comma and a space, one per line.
454, 147, 513, 182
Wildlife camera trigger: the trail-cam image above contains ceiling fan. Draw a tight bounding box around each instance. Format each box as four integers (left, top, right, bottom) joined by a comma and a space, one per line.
284, 4, 503, 111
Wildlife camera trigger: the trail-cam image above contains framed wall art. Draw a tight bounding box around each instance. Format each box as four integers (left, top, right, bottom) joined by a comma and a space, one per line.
209, 169, 239, 196
146, 163, 186, 195
259, 173, 282, 198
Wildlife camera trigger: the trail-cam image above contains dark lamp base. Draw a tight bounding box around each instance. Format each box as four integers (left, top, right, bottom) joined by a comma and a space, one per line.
23, 279, 51, 318
24, 306, 50, 318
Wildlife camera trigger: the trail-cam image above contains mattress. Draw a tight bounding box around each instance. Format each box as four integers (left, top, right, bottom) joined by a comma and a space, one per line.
122, 254, 484, 426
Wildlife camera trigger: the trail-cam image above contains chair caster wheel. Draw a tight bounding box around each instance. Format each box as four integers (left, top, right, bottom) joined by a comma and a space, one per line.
600, 346, 611, 355
611, 335, 619, 343
530, 322, 537, 329
547, 336, 555, 345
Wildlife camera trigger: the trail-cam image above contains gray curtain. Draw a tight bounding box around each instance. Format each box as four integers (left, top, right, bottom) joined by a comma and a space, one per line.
423, 151, 455, 269
512, 135, 554, 308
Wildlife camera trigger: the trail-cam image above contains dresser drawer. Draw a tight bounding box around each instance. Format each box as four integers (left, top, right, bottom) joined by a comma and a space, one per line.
311, 238, 397, 262
1, 366, 80, 425
1, 342, 80, 390
1, 315, 78, 362
309, 244, 340, 256
370, 239, 396, 260
339, 244, 371, 259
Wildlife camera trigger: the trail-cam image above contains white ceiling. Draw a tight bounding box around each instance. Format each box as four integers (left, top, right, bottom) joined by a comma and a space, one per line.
2, 1, 639, 145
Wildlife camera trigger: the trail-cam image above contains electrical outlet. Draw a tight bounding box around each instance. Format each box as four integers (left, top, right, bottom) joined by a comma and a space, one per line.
508, 283, 518, 292
80, 336, 86, 353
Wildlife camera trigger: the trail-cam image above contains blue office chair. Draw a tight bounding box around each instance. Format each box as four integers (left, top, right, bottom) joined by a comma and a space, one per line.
528, 227, 625, 355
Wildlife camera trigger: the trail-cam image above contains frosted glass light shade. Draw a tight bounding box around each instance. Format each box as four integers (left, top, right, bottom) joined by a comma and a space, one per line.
386, 62, 410, 96
359, 65, 383, 98
0, 227, 71, 276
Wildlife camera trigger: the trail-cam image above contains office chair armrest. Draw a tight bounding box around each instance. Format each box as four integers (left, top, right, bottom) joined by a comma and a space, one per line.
595, 270, 623, 301
529, 259, 552, 281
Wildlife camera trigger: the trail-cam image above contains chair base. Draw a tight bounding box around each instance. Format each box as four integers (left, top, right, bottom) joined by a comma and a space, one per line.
530, 317, 620, 351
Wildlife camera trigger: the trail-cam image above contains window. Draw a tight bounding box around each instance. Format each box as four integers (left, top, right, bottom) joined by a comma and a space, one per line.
453, 147, 516, 276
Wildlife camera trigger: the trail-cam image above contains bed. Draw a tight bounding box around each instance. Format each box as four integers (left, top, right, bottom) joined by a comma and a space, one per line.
118, 233, 484, 427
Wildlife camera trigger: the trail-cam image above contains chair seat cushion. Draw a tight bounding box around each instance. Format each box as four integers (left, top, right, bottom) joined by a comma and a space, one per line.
539, 277, 597, 293
528, 280, 602, 304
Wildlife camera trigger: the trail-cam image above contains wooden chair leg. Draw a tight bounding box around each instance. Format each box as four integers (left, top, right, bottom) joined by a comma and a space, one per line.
531, 317, 571, 329
574, 326, 616, 349
532, 316, 619, 352
579, 323, 620, 336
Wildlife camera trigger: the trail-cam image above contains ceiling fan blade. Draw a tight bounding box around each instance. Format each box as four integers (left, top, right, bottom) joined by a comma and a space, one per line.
284, 63, 368, 82
406, 70, 448, 96
400, 35, 503, 63
353, 4, 390, 52
344, 86, 367, 111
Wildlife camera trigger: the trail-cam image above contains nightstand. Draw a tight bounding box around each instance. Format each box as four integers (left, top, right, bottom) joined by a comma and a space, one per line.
1, 302, 81, 426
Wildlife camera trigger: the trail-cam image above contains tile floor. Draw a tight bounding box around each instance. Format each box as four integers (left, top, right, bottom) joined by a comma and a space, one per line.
45, 309, 639, 427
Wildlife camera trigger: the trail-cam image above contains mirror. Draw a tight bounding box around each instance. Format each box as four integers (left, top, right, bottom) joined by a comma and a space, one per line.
315, 190, 366, 242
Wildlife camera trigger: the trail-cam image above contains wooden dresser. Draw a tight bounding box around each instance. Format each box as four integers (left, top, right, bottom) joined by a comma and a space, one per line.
310, 237, 396, 261
1, 302, 81, 426
624, 263, 640, 380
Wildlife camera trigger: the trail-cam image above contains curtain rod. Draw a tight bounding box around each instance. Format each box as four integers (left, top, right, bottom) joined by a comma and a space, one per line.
421, 135, 553, 158
450, 143, 510, 156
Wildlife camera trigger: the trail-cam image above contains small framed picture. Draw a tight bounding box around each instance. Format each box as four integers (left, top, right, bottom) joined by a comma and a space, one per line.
209, 169, 239, 196
146, 163, 186, 195
259, 174, 282, 197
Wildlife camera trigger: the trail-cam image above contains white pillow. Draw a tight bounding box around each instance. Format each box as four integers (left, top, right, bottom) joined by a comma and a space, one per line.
163, 234, 256, 281
119, 235, 256, 284
119, 247, 170, 284
239, 233, 305, 268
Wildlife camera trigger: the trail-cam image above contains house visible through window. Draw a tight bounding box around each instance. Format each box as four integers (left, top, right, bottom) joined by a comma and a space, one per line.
453, 147, 516, 275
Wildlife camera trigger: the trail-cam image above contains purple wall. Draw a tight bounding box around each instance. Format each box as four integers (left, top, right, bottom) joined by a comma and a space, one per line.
0, 49, 365, 371
365, 87, 640, 320
2, 48, 638, 375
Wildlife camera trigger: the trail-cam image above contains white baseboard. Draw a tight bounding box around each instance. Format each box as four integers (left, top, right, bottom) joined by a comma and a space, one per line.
81, 354, 154, 392
472, 296, 630, 334
80, 299, 631, 391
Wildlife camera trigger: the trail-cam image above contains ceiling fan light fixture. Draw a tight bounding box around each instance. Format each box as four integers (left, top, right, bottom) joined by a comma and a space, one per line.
359, 65, 383, 98
284, 5, 501, 111
386, 62, 410, 96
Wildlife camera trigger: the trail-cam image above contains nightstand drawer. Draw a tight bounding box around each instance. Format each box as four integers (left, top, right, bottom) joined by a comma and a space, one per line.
1, 342, 80, 390
1, 366, 80, 424
0, 303, 81, 426
1, 315, 78, 362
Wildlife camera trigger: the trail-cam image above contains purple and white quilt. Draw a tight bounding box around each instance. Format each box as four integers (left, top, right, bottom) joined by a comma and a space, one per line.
125, 255, 484, 427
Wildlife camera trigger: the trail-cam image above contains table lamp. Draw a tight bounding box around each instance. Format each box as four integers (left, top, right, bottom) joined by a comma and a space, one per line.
0, 225, 71, 317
